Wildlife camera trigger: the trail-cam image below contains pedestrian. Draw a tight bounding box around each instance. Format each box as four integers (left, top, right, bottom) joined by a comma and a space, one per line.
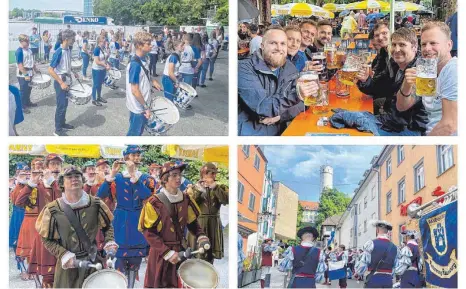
273, 249, 279, 267
48, 29, 77, 136
29, 27, 40, 62
162, 39, 185, 102
260, 238, 279, 288
75, 31, 83, 58
125, 32, 163, 136
109, 34, 121, 70
81, 31, 91, 81
35, 165, 117, 288
278, 226, 327, 288
354, 220, 400, 288
179, 33, 195, 87
198, 34, 210, 88
16, 34, 38, 114
187, 162, 229, 264
42, 30, 52, 63
191, 33, 203, 89
138, 161, 210, 288
248, 24, 262, 55
395, 229, 423, 288
97, 145, 156, 287
149, 34, 159, 77
91, 36, 110, 106
207, 31, 219, 81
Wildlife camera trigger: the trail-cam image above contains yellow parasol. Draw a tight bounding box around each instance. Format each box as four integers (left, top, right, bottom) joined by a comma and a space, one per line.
345, 0, 390, 10
323, 3, 347, 12
161, 145, 229, 166
289, 3, 335, 18
381, 1, 425, 12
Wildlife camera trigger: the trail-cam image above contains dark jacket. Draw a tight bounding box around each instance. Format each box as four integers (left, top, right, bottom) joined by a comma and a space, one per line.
238, 50, 301, 136
357, 52, 428, 133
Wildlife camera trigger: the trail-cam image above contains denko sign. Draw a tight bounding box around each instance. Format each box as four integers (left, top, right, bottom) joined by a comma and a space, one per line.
64, 16, 108, 25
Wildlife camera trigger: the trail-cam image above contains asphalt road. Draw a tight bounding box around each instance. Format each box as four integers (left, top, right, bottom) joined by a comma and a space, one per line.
10, 53, 228, 136
9, 225, 229, 288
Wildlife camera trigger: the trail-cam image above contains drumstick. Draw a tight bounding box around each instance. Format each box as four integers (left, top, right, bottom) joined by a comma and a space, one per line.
69, 88, 85, 93
73, 74, 86, 90
152, 108, 168, 112
38, 71, 43, 80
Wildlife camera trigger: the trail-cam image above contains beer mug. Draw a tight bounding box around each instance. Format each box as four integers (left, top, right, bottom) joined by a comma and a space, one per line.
311, 52, 327, 81
336, 70, 350, 98
415, 57, 437, 97
313, 81, 329, 115
325, 43, 338, 70
339, 54, 361, 86
297, 71, 319, 107
336, 47, 347, 69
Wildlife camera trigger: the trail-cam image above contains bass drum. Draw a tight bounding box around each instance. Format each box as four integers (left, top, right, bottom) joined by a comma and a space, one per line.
82, 269, 127, 288
178, 259, 219, 289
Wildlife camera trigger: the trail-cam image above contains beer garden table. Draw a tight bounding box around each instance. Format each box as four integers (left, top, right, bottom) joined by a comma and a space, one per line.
282, 77, 374, 136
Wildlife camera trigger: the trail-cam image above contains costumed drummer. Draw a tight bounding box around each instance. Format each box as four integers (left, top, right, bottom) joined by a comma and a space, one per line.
354, 220, 400, 288
278, 226, 327, 288
394, 228, 423, 288
260, 238, 279, 288
16, 34, 39, 114
97, 145, 156, 288
48, 29, 77, 136
162, 39, 185, 102
138, 161, 210, 288
126, 31, 162, 136
187, 162, 229, 264
9, 162, 30, 280
35, 166, 117, 288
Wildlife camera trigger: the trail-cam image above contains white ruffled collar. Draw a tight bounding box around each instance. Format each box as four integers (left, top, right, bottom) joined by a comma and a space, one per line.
121, 170, 142, 179
62, 191, 89, 209
301, 241, 315, 247
160, 187, 183, 203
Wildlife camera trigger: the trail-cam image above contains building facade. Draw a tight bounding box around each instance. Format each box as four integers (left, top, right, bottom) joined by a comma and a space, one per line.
84, 0, 94, 16
378, 145, 457, 245
238, 145, 267, 253
259, 170, 276, 240
299, 201, 319, 225
273, 182, 298, 241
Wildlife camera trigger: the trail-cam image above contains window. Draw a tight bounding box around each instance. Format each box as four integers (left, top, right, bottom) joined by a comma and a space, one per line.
254, 154, 260, 171
242, 145, 250, 157
397, 145, 405, 164
398, 178, 406, 204
358, 203, 361, 215
386, 158, 392, 179
414, 161, 425, 192
358, 224, 362, 236
364, 220, 367, 232
364, 196, 367, 209
238, 181, 244, 203
248, 193, 255, 211
371, 185, 376, 200
386, 191, 392, 214
372, 213, 376, 219
437, 145, 454, 175
350, 228, 352, 237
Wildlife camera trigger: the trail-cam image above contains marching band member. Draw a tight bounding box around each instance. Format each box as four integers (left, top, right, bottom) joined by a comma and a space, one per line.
48, 29, 77, 136
91, 36, 111, 106
395, 229, 423, 288
16, 34, 38, 114
97, 145, 156, 288
82, 161, 98, 196
126, 31, 162, 136
148, 163, 163, 191
9, 163, 30, 280
278, 226, 327, 288
162, 39, 185, 102
35, 166, 117, 288
109, 35, 121, 71
187, 162, 229, 264
149, 34, 159, 77
95, 159, 117, 212
81, 31, 91, 81
260, 238, 279, 288
354, 220, 400, 288
16, 154, 63, 288
335, 244, 348, 289
138, 161, 210, 288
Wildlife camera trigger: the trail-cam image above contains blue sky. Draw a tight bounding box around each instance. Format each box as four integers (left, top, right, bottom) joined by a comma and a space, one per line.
263, 145, 383, 202
10, 0, 83, 11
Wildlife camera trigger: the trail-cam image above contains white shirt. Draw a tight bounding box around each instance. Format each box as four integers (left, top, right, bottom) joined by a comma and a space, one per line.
163, 53, 181, 77
126, 58, 151, 114
75, 34, 83, 47
179, 45, 195, 74
109, 41, 119, 59
92, 46, 107, 70
150, 40, 158, 54
53, 47, 72, 76
16, 47, 34, 77
249, 36, 263, 55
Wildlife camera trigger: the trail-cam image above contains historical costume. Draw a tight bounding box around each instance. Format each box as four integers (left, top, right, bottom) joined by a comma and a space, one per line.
260, 239, 278, 288
138, 162, 209, 288
395, 229, 423, 288
187, 162, 229, 264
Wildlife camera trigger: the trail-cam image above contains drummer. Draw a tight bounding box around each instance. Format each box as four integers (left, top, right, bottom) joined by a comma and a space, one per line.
48, 29, 77, 136
16, 34, 39, 114
138, 161, 210, 288
91, 36, 111, 106
126, 31, 162, 136
162, 39, 185, 102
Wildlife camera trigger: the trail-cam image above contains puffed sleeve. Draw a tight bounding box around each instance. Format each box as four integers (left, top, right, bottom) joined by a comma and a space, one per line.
278, 246, 294, 272
394, 246, 412, 275
138, 201, 162, 232
355, 240, 374, 276
315, 249, 327, 283
213, 184, 229, 205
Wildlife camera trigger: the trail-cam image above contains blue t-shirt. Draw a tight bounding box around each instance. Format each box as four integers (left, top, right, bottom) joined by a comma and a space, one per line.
192, 46, 201, 66
163, 54, 180, 76
9, 85, 24, 125
54, 41, 61, 51
15, 48, 24, 64
128, 60, 143, 84
156, 40, 163, 47
288, 50, 306, 73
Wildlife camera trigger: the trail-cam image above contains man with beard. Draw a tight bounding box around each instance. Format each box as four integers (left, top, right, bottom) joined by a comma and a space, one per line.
238, 25, 318, 136
395, 21, 457, 136
299, 20, 318, 60
355, 28, 428, 136
314, 20, 333, 51
82, 161, 98, 196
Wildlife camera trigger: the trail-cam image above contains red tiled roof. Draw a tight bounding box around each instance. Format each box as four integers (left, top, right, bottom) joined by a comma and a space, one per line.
299, 201, 319, 210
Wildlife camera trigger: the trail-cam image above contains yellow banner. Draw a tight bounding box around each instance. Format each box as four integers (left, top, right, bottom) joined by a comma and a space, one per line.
45, 145, 101, 158
162, 145, 229, 165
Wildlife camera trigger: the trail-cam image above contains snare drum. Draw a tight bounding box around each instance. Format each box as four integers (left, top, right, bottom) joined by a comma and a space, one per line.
174, 82, 197, 109
145, 96, 179, 136
178, 259, 219, 289
82, 269, 127, 288
68, 84, 92, 105
29, 74, 52, 89
104, 68, 122, 86
71, 59, 83, 72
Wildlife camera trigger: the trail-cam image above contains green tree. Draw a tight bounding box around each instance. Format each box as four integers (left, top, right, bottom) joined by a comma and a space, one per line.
315, 187, 351, 229
296, 202, 304, 230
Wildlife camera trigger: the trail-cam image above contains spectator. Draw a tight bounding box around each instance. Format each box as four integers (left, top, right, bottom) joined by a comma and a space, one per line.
248, 24, 262, 55
29, 27, 40, 61
42, 30, 52, 63
357, 9, 367, 30
446, 12, 457, 57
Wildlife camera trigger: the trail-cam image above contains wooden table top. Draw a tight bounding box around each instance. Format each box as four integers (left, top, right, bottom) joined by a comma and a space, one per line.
282, 79, 374, 136
355, 34, 369, 40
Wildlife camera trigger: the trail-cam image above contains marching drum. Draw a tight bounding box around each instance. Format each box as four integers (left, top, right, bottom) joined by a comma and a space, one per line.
82, 269, 127, 288
178, 259, 219, 289
145, 96, 180, 136
68, 84, 92, 105
104, 68, 122, 86
29, 74, 52, 89
71, 59, 83, 72
174, 82, 197, 109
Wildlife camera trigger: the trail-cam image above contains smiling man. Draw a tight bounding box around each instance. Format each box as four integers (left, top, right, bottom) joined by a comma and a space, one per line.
238, 25, 318, 136
314, 20, 333, 51
395, 21, 457, 136
286, 26, 306, 72
299, 20, 318, 58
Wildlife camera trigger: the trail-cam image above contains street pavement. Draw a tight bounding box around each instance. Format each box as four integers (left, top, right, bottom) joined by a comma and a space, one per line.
9, 225, 229, 288
10, 53, 228, 136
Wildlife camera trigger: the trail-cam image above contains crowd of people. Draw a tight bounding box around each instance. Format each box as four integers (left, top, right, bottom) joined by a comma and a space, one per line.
9, 145, 229, 288
240, 221, 422, 288
237, 12, 457, 136
9, 25, 227, 136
